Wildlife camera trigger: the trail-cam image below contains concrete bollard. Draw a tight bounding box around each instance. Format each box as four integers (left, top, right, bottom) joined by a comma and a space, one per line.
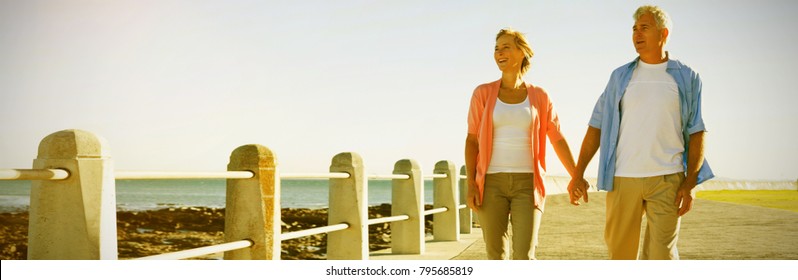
458, 165, 472, 234
28, 129, 118, 260
433, 160, 459, 241
328, 152, 368, 260
390, 159, 424, 254
224, 144, 280, 260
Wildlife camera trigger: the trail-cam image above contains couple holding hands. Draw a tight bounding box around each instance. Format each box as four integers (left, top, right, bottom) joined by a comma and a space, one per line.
464, 5, 714, 260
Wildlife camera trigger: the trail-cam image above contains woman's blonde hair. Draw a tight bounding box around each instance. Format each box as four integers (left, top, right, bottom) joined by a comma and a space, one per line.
496, 28, 534, 76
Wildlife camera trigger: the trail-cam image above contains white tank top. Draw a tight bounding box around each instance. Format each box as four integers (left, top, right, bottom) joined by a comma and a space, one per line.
487, 97, 534, 174
615, 60, 685, 177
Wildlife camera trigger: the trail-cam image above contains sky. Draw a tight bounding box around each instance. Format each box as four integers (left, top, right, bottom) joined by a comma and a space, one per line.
1, 0, 796, 181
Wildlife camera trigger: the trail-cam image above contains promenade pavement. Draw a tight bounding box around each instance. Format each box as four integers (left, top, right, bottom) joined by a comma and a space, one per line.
372, 193, 798, 260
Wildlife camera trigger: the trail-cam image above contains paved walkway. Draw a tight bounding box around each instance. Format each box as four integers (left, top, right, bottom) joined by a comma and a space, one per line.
372, 193, 798, 260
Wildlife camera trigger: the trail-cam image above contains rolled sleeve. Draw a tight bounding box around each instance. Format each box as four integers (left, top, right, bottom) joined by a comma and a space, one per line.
686, 73, 707, 135
467, 89, 483, 135
588, 90, 607, 129
686, 118, 706, 135
546, 100, 565, 143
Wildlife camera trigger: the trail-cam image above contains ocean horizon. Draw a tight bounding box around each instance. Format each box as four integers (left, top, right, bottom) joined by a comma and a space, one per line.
1, 177, 794, 213
0, 179, 436, 212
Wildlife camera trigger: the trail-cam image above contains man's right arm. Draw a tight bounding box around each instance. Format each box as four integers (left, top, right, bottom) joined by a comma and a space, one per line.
569, 126, 601, 204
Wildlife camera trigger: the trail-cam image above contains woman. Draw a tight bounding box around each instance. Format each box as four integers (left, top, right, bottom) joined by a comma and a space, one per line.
465, 28, 583, 260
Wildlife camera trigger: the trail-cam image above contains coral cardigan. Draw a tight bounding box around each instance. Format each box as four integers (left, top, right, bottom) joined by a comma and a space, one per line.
467, 79, 564, 211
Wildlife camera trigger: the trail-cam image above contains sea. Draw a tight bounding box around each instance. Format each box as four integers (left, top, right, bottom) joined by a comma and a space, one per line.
2, 177, 794, 213
0, 179, 436, 212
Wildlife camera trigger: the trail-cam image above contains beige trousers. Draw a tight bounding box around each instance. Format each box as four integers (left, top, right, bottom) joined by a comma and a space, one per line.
477, 173, 541, 260
605, 172, 684, 260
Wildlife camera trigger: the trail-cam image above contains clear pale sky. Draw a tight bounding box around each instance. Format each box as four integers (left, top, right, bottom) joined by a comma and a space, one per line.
1, 0, 796, 181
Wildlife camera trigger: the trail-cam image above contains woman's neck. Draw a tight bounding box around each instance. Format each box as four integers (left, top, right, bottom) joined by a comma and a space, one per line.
500, 72, 525, 89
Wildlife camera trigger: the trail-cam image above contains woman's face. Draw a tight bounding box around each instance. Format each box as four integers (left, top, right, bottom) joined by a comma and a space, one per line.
494, 34, 525, 73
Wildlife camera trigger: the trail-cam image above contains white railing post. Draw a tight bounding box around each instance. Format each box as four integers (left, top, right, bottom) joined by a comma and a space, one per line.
28, 129, 118, 260
390, 159, 424, 254
224, 144, 280, 260
433, 160, 459, 241
459, 165, 472, 234
328, 152, 367, 260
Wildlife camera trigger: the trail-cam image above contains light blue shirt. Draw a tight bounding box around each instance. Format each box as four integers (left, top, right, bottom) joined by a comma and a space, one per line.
588, 57, 714, 191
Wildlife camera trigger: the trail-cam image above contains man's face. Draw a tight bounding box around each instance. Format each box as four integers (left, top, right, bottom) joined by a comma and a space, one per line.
632, 12, 668, 55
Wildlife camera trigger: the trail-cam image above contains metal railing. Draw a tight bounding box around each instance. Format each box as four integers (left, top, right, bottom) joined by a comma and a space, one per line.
0, 169, 70, 181
136, 240, 254, 260
281, 172, 350, 179
115, 171, 255, 180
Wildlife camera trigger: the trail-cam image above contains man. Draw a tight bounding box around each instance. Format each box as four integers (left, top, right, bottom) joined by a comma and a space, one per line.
568, 5, 714, 260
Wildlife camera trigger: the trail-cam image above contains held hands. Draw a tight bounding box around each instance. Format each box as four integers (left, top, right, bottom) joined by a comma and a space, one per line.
567, 177, 590, 206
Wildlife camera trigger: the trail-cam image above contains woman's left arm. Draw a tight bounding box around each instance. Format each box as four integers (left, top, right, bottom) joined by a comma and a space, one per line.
551, 138, 576, 177
552, 137, 590, 205
545, 96, 588, 204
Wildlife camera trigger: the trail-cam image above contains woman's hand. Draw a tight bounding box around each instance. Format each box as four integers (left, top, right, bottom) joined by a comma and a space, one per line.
567, 177, 589, 206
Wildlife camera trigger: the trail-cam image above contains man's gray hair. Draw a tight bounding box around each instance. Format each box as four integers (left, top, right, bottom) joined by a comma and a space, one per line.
633, 5, 672, 31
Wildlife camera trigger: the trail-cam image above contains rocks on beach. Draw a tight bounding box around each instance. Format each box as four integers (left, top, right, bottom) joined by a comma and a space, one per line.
0, 204, 434, 260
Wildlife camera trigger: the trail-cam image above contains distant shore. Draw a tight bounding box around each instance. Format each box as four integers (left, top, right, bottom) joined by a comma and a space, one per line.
0, 204, 434, 260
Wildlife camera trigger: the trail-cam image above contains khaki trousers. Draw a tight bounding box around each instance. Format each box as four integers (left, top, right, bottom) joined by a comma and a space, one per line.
605, 172, 684, 260
477, 173, 541, 260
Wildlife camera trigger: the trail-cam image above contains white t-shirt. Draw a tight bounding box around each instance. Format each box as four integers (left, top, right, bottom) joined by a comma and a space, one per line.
488, 97, 534, 174
615, 60, 685, 177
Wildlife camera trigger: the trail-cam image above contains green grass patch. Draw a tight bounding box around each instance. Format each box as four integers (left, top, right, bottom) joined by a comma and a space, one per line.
696, 190, 798, 212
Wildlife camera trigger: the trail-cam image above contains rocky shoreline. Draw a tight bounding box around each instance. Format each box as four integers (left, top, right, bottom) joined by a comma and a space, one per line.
0, 204, 434, 260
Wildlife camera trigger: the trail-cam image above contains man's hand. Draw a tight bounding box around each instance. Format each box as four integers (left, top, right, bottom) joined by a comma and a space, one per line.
674, 179, 696, 216
466, 180, 481, 211
567, 177, 590, 206
676, 131, 705, 216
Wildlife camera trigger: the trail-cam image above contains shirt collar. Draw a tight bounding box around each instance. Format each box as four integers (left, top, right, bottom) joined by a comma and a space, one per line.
629, 51, 681, 70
